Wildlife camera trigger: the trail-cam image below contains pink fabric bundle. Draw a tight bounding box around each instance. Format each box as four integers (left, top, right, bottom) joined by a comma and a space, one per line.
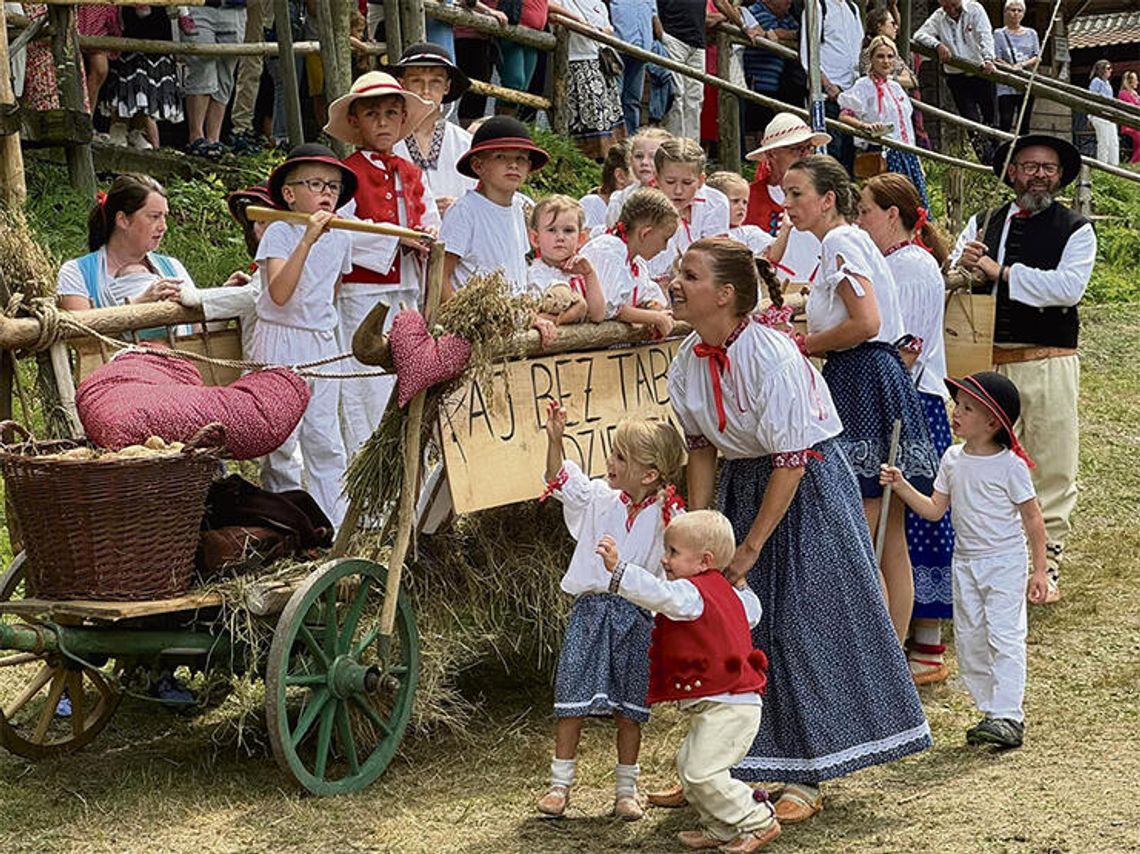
76, 349, 310, 460
388, 310, 472, 407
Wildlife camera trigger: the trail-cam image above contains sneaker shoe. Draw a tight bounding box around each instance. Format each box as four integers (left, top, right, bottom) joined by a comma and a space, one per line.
55, 689, 72, 718
613, 794, 644, 821
230, 129, 263, 155
971, 716, 1024, 749
536, 784, 569, 817
127, 129, 154, 150
152, 674, 196, 705
965, 715, 991, 745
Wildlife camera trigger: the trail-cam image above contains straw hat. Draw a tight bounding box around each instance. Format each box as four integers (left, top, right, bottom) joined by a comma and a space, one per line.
324, 72, 439, 147
455, 116, 550, 179
745, 113, 831, 161
382, 42, 471, 104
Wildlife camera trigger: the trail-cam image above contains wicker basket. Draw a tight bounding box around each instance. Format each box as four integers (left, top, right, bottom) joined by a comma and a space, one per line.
0, 421, 225, 601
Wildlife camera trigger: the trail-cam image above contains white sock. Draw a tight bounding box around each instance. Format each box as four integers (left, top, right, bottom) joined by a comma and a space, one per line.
615, 762, 640, 798
913, 621, 942, 648
551, 757, 576, 789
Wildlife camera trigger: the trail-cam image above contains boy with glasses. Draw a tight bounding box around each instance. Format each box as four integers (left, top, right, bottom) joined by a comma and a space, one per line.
255, 144, 358, 528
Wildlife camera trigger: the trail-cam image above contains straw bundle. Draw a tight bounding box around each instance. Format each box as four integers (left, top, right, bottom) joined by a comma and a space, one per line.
0, 207, 57, 298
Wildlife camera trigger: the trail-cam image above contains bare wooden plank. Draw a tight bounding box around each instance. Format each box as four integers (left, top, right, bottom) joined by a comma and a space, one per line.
0, 590, 225, 621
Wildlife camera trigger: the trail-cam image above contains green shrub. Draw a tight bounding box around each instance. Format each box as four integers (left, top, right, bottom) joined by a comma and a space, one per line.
522, 126, 602, 200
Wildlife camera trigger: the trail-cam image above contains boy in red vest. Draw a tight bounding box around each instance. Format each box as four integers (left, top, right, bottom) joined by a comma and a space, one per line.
596, 511, 780, 853
323, 71, 439, 455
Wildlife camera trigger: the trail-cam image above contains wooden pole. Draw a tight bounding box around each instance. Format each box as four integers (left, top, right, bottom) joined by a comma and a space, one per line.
898, 0, 912, 66
245, 206, 429, 240
78, 35, 366, 57
376, 241, 445, 656
48, 3, 96, 198
716, 29, 740, 173
401, 0, 426, 48
0, 302, 208, 350
426, 1, 556, 51
316, 0, 352, 157
1074, 164, 1092, 217
804, 0, 824, 140
550, 24, 570, 136
874, 419, 902, 567
39, 0, 205, 6
273, 0, 304, 148
382, 0, 403, 60
0, 4, 27, 208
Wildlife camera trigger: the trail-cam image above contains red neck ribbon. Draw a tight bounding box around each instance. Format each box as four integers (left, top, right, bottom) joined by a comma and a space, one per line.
693, 342, 731, 432
620, 490, 658, 530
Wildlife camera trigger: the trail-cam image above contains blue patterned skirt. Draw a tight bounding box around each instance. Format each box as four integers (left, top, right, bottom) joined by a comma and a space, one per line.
885, 148, 930, 210
823, 341, 939, 498
721, 441, 931, 784
554, 593, 652, 722
909, 392, 955, 620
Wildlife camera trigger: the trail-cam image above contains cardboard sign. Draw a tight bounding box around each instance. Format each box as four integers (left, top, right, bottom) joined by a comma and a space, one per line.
440, 341, 681, 513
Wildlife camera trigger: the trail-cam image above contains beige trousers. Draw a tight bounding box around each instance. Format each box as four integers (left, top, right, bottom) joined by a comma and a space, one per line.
997, 353, 1080, 577
676, 701, 775, 842
231, 0, 273, 133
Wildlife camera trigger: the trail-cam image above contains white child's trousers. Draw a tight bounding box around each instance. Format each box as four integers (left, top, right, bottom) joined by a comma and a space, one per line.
952, 549, 1029, 722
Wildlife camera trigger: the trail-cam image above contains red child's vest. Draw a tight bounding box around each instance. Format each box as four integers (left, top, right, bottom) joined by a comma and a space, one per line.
743, 161, 783, 238
646, 570, 768, 705
342, 150, 427, 285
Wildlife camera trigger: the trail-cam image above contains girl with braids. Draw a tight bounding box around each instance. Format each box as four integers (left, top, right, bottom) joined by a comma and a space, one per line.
535, 409, 686, 822
786, 155, 939, 648
665, 237, 930, 823
858, 172, 955, 685
580, 140, 632, 233
580, 187, 677, 340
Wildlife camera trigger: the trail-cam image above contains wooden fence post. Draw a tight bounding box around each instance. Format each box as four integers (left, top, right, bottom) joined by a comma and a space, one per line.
0, 4, 27, 208
1074, 164, 1092, 217
317, 0, 354, 156
48, 4, 96, 198
550, 24, 570, 136
273, 0, 305, 147
716, 29, 740, 173
383, 0, 403, 60
401, 0, 426, 47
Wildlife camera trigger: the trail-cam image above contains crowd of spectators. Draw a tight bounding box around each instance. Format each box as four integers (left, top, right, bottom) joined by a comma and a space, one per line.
3, 0, 1134, 171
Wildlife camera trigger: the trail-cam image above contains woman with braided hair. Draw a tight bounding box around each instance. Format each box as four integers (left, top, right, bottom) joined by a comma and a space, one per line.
666, 236, 930, 824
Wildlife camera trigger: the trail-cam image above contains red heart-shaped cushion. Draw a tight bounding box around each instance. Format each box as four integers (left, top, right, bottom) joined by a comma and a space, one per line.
388, 310, 472, 407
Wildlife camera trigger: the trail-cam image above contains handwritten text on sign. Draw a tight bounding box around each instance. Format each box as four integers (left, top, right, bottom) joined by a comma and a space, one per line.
440, 342, 680, 513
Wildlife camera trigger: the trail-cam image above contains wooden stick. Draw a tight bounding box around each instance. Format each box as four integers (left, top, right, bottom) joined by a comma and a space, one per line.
78, 35, 332, 57
467, 78, 550, 111
0, 4, 27, 208
40, 0, 203, 6
244, 206, 431, 242
875, 419, 903, 567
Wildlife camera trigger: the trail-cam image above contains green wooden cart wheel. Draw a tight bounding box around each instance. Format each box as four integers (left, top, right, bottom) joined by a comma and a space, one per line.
265, 558, 419, 796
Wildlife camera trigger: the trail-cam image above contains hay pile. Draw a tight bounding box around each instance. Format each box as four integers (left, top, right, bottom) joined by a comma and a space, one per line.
0, 206, 56, 298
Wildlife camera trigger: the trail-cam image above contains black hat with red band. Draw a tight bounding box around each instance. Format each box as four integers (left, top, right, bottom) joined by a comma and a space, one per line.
456, 116, 549, 180
267, 143, 358, 209
226, 183, 275, 225
945, 371, 1035, 469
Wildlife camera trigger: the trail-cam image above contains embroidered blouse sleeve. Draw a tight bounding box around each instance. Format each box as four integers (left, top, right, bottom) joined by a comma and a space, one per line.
617, 564, 704, 620
548, 458, 611, 541
837, 76, 872, 118
750, 350, 825, 460
823, 230, 876, 297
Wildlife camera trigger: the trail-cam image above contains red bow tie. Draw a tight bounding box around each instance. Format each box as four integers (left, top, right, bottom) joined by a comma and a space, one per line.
367, 151, 398, 170
693, 342, 731, 432
1011, 208, 1034, 219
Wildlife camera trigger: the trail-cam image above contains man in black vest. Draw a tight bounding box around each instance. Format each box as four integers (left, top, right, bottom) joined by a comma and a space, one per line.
953, 134, 1096, 604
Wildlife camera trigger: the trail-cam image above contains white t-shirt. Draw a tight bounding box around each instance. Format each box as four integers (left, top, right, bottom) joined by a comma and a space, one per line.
57, 248, 196, 306
549, 459, 678, 596
806, 224, 904, 346
580, 233, 666, 319
933, 444, 1036, 557
254, 222, 353, 332
669, 320, 843, 458
886, 244, 949, 399
439, 189, 531, 295
728, 224, 774, 258
579, 192, 609, 231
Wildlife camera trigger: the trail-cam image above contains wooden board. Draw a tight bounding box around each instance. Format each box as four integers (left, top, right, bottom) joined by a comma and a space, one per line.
944, 292, 996, 378
440, 341, 681, 513
0, 590, 224, 622
71, 324, 243, 387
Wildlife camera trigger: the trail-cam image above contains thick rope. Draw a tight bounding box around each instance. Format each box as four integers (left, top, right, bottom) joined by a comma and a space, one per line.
3, 296, 393, 379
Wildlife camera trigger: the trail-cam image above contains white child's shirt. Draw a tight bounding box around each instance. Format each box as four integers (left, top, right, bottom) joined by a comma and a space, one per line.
933, 445, 1036, 557
728, 224, 775, 258
885, 244, 949, 400
439, 189, 531, 295
549, 459, 679, 596
579, 192, 609, 232
669, 320, 843, 457
254, 222, 353, 332
580, 233, 666, 319
393, 121, 477, 204
806, 224, 904, 346
527, 258, 588, 302
644, 186, 731, 282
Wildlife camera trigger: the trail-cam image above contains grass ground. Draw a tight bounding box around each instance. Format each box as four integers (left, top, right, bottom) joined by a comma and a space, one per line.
1, 305, 1139, 854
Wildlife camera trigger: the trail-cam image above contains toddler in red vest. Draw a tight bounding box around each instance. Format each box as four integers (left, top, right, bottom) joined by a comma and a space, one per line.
596, 511, 780, 853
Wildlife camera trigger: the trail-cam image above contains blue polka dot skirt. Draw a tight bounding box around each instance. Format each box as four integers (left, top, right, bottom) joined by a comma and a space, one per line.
823, 341, 940, 499
885, 148, 930, 210
553, 593, 652, 722
908, 392, 955, 620
720, 440, 932, 785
